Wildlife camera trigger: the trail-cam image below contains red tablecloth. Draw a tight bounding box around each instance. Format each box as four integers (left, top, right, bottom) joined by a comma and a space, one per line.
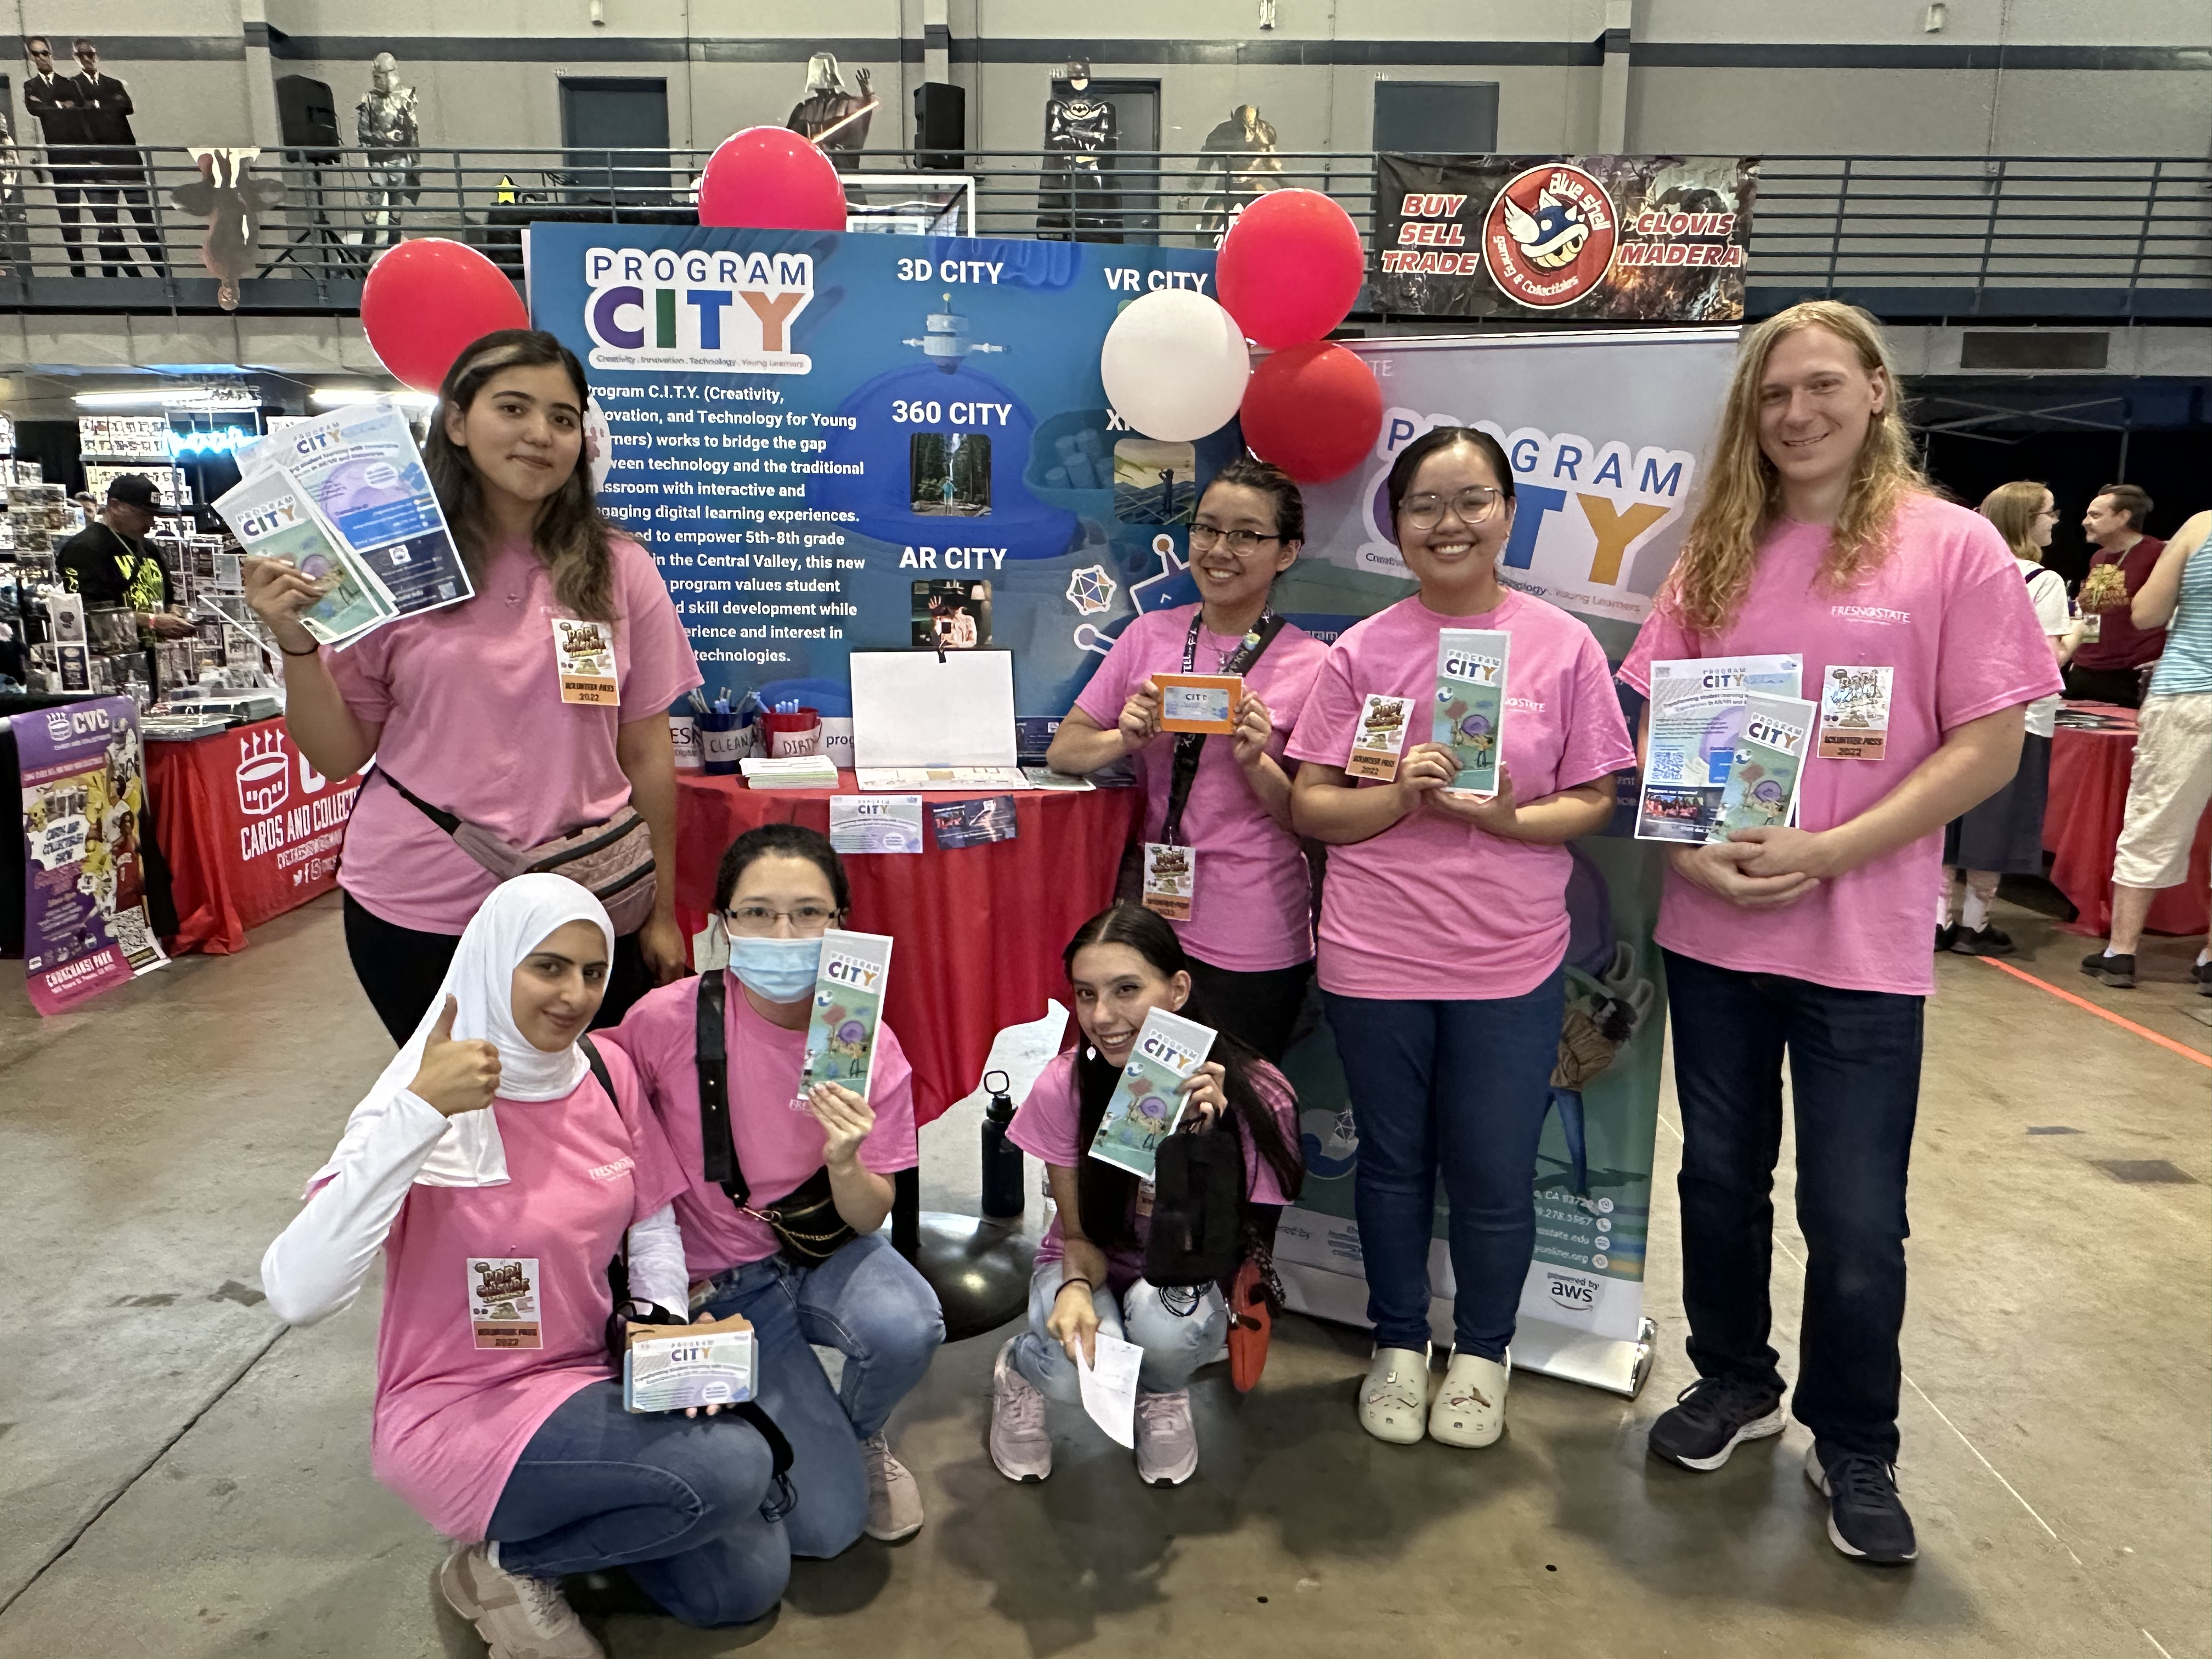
147, 719, 363, 955
675, 772, 1139, 1125
2043, 710, 2211, 938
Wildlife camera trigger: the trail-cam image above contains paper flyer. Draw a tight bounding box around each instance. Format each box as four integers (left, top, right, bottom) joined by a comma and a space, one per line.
624, 1321, 758, 1413
1077, 1331, 1144, 1448
1087, 1006, 1215, 1181
1709, 693, 1815, 840
1434, 628, 1509, 797
242, 398, 473, 619
1155, 673, 1242, 735
828, 794, 924, 853
855, 766, 1032, 792
931, 795, 1020, 848
799, 928, 894, 1103
1634, 654, 1803, 843
213, 468, 395, 647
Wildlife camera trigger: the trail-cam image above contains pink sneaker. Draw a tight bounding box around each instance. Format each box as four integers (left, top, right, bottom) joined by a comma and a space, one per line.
1134, 1389, 1198, 1487
989, 1338, 1052, 1483
438, 1544, 603, 1659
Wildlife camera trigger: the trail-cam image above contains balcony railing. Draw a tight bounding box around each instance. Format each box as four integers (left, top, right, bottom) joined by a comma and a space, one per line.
0, 145, 2203, 320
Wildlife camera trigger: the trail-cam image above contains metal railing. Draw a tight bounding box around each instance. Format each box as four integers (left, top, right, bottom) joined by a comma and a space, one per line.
0, 145, 2203, 318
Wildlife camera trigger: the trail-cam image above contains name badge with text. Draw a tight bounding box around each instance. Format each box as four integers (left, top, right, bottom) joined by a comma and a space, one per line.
469, 1256, 543, 1350
553, 617, 619, 707
1141, 842, 1195, 921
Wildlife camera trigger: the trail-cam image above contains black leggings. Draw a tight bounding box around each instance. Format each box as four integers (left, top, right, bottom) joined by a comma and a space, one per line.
342, 892, 651, 1045
1182, 954, 1315, 1063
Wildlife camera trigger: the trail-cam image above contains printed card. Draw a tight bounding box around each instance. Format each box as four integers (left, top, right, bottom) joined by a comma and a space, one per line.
1435, 628, 1510, 797
931, 795, 1020, 848
1347, 693, 1413, 781
1087, 1006, 1216, 1182
1155, 673, 1242, 735
552, 617, 619, 706
1818, 664, 1894, 760
624, 1318, 757, 1414
1140, 842, 1195, 921
828, 794, 924, 853
1709, 693, 1815, 842
467, 1256, 543, 1350
799, 929, 894, 1104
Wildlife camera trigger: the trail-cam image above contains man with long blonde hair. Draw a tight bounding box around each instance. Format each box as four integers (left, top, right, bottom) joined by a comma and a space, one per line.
1618, 301, 2062, 1564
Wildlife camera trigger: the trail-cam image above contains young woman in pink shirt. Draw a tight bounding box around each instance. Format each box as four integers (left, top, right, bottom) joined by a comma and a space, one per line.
262, 877, 793, 1656
1286, 426, 1635, 1454
246, 330, 701, 1042
1619, 301, 2061, 1565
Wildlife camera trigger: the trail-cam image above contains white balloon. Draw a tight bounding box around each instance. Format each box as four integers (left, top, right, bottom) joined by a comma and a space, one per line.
1098, 289, 1251, 443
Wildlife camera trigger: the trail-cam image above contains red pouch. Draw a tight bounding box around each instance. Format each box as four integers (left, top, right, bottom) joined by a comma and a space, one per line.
1228, 1257, 1273, 1393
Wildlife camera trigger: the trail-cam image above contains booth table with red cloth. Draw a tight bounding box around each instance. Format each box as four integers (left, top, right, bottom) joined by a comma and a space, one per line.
147, 719, 364, 955
2043, 706, 2211, 938
675, 772, 1138, 1125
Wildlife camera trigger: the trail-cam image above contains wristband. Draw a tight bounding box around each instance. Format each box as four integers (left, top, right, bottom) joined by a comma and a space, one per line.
1056, 1277, 1093, 1299
278, 638, 321, 658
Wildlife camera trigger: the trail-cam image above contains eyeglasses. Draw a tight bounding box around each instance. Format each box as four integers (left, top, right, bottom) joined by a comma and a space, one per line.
1401, 487, 1504, 529
1189, 523, 1283, 557
721, 902, 837, 937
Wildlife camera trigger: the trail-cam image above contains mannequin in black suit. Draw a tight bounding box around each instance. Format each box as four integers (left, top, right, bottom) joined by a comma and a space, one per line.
20, 36, 93, 275
65, 39, 162, 276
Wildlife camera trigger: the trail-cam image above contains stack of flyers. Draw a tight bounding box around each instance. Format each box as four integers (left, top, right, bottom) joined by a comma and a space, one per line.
240, 399, 472, 621
799, 930, 894, 1103
1086, 1006, 1215, 1181
1634, 654, 1804, 843
1710, 693, 1816, 840
1434, 628, 1509, 797
212, 470, 395, 648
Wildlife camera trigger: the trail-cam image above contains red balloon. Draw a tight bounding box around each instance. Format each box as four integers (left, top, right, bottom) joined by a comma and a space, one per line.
1216, 189, 1366, 348
360, 238, 529, 393
697, 126, 847, 231
1238, 342, 1383, 483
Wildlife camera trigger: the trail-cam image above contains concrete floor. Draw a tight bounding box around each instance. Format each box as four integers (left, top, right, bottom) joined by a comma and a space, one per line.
0, 889, 2205, 1659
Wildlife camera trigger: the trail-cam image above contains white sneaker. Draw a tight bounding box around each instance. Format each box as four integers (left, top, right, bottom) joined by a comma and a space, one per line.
1358, 1345, 1431, 1444
1133, 1389, 1199, 1487
989, 1337, 1052, 1483
860, 1431, 923, 1542
438, 1544, 604, 1659
1429, 1351, 1509, 1448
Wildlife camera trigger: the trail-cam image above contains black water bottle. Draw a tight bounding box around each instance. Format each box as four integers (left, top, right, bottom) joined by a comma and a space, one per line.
979, 1069, 1025, 1220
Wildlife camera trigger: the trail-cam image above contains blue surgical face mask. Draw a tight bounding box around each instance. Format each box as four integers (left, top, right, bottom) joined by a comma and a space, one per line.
727, 933, 822, 1003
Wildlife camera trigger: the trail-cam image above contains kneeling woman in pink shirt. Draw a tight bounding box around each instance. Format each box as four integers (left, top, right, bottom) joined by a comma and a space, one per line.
262, 876, 794, 1656
608, 825, 945, 1549
1288, 426, 1635, 1452
987, 904, 1304, 1488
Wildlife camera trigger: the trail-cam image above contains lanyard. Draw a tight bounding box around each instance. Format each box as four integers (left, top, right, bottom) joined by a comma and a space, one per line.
1160, 606, 1285, 847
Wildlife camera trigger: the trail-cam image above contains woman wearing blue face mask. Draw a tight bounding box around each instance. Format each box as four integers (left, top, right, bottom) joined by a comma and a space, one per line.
605, 825, 944, 1554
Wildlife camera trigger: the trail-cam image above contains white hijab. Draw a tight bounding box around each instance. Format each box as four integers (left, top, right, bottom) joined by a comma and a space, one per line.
319, 875, 616, 1190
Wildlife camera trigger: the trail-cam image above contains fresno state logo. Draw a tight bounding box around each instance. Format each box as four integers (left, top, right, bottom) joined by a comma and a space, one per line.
1482, 164, 1618, 311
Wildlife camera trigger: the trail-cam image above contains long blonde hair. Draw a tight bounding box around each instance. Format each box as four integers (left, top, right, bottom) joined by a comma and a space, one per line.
1979, 481, 2051, 562
1662, 301, 1929, 635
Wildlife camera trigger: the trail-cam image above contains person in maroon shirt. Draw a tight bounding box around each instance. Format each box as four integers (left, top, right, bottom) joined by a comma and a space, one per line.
2064, 483, 2165, 707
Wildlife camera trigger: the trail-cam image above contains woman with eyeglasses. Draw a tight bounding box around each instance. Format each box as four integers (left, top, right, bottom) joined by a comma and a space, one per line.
1286, 425, 1635, 1452
1046, 456, 1330, 1060
605, 825, 945, 1554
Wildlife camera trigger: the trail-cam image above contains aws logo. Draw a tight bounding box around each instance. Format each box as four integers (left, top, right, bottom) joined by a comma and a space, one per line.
583, 245, 814, 374
1544, 1270, 1600, 1313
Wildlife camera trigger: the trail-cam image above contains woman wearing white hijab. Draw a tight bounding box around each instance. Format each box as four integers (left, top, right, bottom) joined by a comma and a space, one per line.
263, 876, 791, 1656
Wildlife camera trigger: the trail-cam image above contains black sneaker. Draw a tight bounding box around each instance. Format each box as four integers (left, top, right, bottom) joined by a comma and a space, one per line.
2080, 950, 2136, 988
1950, 924, 2015, 957
1933, 923, 1957, 953
2193, 959, 2212, 997
1804, 1441, 1918, 1564
1647, 1376, 1785, 1471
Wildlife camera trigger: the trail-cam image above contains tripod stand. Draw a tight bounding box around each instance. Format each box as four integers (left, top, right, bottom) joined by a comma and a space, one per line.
258, 154, 363, 280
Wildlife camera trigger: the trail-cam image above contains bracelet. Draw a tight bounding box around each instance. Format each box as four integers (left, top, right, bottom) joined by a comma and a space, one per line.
278, 638, 320, 658
1056, 1277, 1094, 1299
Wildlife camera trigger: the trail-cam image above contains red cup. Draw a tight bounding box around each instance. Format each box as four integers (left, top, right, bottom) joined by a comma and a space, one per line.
761, 708, 822, 758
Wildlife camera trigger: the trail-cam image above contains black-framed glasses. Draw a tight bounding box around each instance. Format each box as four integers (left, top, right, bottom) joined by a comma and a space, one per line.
721, 902, 838, 938
1401, 487, 1504, 529
1189, 523, 1283, 557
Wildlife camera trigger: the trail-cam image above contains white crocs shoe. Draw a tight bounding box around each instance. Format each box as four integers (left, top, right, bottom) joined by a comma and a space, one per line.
1429, 1350, 1509, 1448
1358, 1345, 1431, 1444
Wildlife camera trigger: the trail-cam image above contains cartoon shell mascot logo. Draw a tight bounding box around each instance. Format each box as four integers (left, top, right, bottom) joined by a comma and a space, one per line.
1481, 163, 1620, 311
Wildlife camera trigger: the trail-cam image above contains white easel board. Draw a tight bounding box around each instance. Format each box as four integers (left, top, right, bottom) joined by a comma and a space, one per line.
849, 649, 1019, 770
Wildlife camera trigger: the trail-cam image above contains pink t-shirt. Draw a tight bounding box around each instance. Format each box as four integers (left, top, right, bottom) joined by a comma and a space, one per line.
365, 1043, 689, 1541
1073, 605, 1329, 972
1619, 494, 2066, 996
1286, 589, 1637, 1000
605, 975, 918, 1279
1007, 1047, 1300, 1288
329, 534, 702, 933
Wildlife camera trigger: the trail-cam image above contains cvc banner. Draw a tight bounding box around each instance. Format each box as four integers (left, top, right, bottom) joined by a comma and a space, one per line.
1272, 329, 1742, 1395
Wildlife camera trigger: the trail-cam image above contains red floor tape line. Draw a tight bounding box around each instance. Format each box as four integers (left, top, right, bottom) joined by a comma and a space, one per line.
1974, 955, 2212, 1070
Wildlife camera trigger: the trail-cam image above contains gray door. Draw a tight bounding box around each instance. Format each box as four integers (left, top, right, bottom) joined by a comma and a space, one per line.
1373, 81, 1499, 154
560, 77, 670, 205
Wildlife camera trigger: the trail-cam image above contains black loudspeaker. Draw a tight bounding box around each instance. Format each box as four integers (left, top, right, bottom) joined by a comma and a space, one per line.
275, 75, 342, 163
913, 82, 965, 170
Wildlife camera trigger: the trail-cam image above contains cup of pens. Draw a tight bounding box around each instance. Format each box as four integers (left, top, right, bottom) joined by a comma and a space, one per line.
697, 690, 744, 775
761, 699, 822, 758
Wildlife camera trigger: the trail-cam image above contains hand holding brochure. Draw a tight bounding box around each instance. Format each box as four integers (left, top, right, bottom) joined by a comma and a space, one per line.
1709, 693, 1814, 841
1634, 655, 1804, 843
1434, 629, 1509, 797
213, 469, 395, 648
1086, 1006, 1215, 1181
799, 929, 894, 1104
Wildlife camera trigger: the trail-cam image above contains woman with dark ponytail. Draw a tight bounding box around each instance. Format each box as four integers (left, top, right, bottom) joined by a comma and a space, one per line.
986, 904, 1303, 1489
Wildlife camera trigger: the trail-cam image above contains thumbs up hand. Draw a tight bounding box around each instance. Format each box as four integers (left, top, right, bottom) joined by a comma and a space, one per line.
408, 996, 503, 1118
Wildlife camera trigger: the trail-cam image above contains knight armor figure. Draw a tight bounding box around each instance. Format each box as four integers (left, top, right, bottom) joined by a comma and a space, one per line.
356, 51, 420, 247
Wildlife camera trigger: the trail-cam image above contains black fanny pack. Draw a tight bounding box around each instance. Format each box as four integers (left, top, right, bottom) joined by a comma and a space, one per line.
1142, 1125, 1248, 1288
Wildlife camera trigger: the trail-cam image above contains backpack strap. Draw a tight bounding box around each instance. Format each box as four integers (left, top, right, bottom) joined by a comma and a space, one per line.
579, 1033, 616, 1105
695, 969, 750, 1206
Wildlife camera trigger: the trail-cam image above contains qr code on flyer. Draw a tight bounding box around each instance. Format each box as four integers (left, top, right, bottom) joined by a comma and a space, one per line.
109, 904, 168, 973
1645, 748, 1690, 784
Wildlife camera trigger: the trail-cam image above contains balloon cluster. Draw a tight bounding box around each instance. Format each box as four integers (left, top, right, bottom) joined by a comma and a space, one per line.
1100, 190, 1378, 481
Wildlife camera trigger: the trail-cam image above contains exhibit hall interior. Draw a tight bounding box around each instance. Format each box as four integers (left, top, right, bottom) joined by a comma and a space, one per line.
0, 3, 2207, 1657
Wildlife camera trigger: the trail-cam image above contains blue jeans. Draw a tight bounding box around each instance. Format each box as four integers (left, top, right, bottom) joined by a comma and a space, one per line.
693, 1233, 945, 1559
1012, 1263, 1227, 1402
488, 1381, 789, 1628
1323, 972, 1566, 1358
1663, 950, 1922, 1462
